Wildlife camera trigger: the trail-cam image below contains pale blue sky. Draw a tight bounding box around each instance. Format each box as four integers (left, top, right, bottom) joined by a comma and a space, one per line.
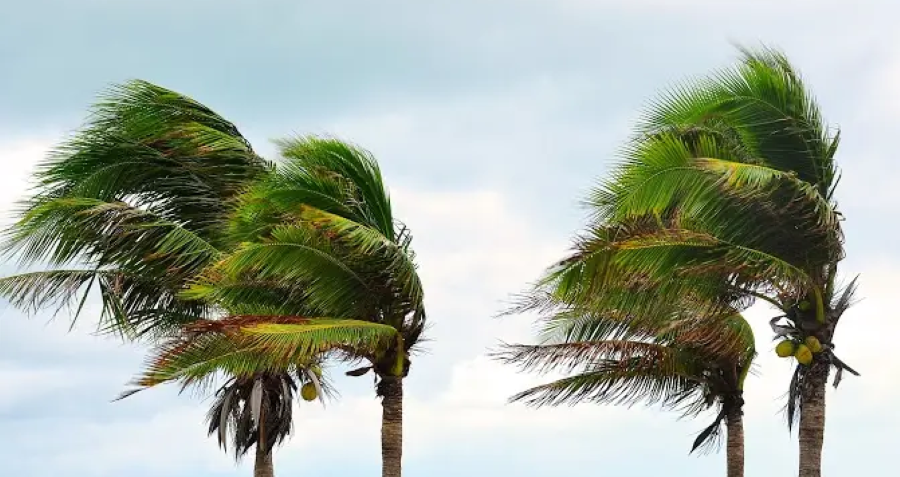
1, 1, 898, 476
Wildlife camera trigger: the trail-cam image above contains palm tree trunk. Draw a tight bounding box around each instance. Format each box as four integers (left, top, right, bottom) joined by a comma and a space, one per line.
798, 358, 830, 477
380, 376, 404, 477
254, 445, 274, 477
726, 408, 744, 477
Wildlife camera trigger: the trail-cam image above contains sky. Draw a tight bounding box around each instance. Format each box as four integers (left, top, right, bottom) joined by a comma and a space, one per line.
1, 1, 898, 476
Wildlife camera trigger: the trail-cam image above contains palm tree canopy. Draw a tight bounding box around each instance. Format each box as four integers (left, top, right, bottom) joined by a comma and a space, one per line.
495, 284, 755, 452
0, 80, 269, 338
121, 137, 427, 394
577, 47, 844, 315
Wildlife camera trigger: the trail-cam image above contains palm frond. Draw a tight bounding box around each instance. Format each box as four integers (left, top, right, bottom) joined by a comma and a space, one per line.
120, 316, 398, 394
26, 80, 268, 238
494, 340, 683, 375
508, 358, 704, 409
273, 136, 395, 238
296, 205, 423, 310
638, 45, 837, 197
183, 226, 375, 319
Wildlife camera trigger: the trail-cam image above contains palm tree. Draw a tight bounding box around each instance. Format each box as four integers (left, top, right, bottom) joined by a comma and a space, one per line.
119, 137, 427, 477
532, 47, 857, 477
495, 234, 756, 476
0, 81, 323, 476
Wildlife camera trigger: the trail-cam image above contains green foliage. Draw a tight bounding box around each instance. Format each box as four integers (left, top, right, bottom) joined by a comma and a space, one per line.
500, 45, 852, 456
496, 287, 755, 452
0, 82, 370, 465
0, 80, 268, 339
118, 136, 426, 403
120, 316, 399, 395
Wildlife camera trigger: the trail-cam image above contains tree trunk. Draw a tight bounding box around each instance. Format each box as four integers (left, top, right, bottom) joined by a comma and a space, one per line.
254, 445, 274, 477
726, 407, 745, 477
798, 357, 830, 477
380, 376, 404, 477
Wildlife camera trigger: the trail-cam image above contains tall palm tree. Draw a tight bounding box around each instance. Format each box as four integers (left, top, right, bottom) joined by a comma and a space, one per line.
0, 81, 322, 476
120, 137, 427, 477
535, 47, 857, 477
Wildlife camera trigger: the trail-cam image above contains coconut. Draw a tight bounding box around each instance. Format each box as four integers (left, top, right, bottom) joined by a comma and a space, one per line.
775, 340, 795, 358
805, 336, 823, 353
794, 344, 813, 365
300, 382, 318, 401
798, 300, 812, 311
309, 365, 323, 378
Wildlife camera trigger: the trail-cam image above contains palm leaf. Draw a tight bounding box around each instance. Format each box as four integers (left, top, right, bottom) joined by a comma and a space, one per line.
638, 46, 836, 196
120, 316, 398, 394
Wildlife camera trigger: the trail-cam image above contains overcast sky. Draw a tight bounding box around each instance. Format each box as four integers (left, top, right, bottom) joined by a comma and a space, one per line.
1, 1, 898, 476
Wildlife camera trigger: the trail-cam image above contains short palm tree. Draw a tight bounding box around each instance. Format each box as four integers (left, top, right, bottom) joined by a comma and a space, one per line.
120, 137, 427, 477
495, 224, 756, 477
0, 81, 325, 476
536, 47, 857, 477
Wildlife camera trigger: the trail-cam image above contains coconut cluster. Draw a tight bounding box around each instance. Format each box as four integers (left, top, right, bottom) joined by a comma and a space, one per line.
775, 336, 823, 365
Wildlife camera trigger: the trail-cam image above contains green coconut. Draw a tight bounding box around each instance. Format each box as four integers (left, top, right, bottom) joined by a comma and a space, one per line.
300, 382, 318, 401
794, 344, 813, 366
775, 340, 796, 358
805, 336, 823, 353
798, 300, 812, 311
309, 365, 323, 378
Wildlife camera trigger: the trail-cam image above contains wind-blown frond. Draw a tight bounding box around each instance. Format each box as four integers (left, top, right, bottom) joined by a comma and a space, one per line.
526, 216, 810, 325
0, 268, 207, 337
183, 226, 375, 319
4, 198, 220, 269
495, 340, 684, 376
596, 131, 838, 232
1, 80, 268, 337
121, 316, 399, 394
589, 129, 841, 293
296, 205, 423, 311
507, 358, 704, 409
637, 46, 837, 197
25, 80, 268, 238
273, 137, 395, 238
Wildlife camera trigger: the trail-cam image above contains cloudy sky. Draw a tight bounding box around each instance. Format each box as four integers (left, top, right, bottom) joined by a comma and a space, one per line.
1, 1, 898, 476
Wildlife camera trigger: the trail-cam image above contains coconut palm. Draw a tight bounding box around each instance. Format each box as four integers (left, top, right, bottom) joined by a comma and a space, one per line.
119, 137, 427, 477
0, 81, 325, 476
534, 47, 857, 477
495, 224, 756, 476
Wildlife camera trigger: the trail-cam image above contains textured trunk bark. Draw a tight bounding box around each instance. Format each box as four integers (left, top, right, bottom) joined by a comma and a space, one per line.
380, 376, 404, 477
798, 358, 830, 477
254, 445, 274, 477
726, 409, 745, 477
